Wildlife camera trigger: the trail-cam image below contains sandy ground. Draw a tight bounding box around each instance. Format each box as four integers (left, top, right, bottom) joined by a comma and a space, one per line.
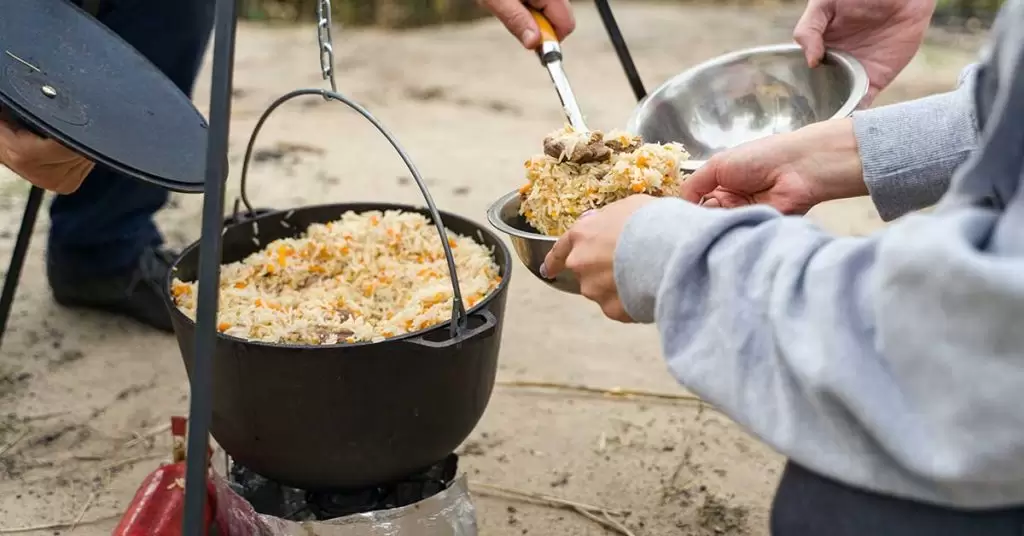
0, 3, 982, 535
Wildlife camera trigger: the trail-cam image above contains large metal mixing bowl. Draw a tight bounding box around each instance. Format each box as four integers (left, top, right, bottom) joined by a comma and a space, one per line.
626, 44, 869, 160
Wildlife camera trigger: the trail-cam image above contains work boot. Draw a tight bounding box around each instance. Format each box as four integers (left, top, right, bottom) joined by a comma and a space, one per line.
47, 247, 178, 333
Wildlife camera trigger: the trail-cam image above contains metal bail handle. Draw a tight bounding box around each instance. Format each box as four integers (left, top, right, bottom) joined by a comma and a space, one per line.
235, 88, 470, 338
233, 1, 468, 338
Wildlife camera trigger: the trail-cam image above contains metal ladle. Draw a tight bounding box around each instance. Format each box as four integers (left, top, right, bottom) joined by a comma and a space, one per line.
528, 8, 704, 172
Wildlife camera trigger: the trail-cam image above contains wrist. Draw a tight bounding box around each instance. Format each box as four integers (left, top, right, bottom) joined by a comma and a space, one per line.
797, 118, 866, 204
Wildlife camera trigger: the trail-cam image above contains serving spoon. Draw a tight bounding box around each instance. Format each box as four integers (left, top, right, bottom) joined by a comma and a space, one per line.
529, 8, 705, 173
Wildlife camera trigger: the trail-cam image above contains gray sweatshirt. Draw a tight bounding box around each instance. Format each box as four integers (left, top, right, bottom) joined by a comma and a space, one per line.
614, 1, 1024, 509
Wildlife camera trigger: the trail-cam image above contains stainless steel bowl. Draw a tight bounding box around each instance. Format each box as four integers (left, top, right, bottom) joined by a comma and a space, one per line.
488, 44, 869, 295
486, 190, 580, 294
627, 44, 869, 160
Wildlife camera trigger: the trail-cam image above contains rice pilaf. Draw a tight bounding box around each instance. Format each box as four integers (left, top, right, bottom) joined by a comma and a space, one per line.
520, 126, 690, 236
171, 210, 502, 345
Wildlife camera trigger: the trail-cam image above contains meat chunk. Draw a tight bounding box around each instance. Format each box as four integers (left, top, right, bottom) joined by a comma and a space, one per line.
543, 128, 612, 164
603, 130, 643, 154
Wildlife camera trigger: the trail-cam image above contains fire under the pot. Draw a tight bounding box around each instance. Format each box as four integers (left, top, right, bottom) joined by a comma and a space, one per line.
228, 454, 460, 521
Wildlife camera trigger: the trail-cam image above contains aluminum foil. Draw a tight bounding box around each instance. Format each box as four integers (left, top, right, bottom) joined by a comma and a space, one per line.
212, 471, 478, 536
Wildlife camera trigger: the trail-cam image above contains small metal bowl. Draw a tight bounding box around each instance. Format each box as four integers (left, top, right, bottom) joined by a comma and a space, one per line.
486, 190, 579, 294
489, 44, 869, 294
627, 44, 869, 160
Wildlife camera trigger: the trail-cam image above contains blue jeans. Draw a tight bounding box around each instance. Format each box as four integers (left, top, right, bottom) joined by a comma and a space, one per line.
48, 0, 214, 278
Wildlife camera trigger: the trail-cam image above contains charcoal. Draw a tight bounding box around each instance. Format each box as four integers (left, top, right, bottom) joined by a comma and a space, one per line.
229, 454, 459, 521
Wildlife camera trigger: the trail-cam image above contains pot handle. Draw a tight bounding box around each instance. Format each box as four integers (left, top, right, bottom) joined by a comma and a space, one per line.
404, 309, 497, 350
233, 0, 469, 341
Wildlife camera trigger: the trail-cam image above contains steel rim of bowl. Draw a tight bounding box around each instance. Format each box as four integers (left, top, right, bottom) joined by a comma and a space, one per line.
625, 43, 870, 133
486, 190, 557, 243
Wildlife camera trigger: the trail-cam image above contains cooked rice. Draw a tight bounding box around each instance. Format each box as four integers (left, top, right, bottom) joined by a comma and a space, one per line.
520, 126, 690, 236
171, 210, 502, 345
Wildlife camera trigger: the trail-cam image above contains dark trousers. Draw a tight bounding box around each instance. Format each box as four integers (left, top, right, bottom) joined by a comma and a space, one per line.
770, 463, 1024, 535
48, 0, 214, 277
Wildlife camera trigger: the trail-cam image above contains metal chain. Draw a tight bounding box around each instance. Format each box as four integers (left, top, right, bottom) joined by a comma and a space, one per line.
316, 0, 338, 96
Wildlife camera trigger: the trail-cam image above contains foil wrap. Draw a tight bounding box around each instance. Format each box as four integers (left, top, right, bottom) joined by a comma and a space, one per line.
211, 471, 478, 536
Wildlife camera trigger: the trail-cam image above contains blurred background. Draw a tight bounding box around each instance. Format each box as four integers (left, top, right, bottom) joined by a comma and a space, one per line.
0, 1, 998, 535
239, 0, 1006, 29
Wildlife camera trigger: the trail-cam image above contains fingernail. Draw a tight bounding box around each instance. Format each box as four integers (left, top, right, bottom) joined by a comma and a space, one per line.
521, 29, 537, 47
539, 263, 550, 279
702, 198, 721, 208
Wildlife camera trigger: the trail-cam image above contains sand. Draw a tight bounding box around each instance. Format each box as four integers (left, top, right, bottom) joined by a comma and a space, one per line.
0, 2, 981, 534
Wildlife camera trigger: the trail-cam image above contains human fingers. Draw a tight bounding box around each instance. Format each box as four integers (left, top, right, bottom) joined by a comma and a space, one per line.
481, 0, 574, 49
53, 177, 83, 195
860, 86, 879, 108
793, 0, 831, 68
0, 124, 91, 193
541, 230, 574, 279
0, 119, 30, 170
528, 0, 575, 41
700, 197, 721, 208
702, 189, 753, 209
600, 299, 632, 323
679, 158, 729, 204
51, 158, 93, 195
541, 208, 599, 277
480, 0, 539, 47
579, 274, 631, 323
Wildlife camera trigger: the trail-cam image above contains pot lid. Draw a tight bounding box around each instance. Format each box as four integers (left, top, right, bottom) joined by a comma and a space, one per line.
0, 0, 209, 193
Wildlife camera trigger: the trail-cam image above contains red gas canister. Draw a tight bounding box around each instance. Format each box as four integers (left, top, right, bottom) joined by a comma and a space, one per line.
112, 417, 221, 535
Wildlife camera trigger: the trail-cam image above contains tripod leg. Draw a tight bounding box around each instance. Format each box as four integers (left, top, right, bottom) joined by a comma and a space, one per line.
594, 0, 647, 102
0, 185, 46, 351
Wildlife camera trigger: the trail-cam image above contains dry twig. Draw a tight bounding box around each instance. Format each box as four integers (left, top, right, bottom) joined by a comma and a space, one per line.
601, 509, 637, 535
497, 380, 705, 404
572, 506, 637, 536
474, 482, 635, 535
474, 482, 626, 514
18, 411, 69, 423
0, 429, 28, 458
0, 514, 120, 534
100, 453, 165, 472
68, 492, 97, 533
123, 422, 171, 449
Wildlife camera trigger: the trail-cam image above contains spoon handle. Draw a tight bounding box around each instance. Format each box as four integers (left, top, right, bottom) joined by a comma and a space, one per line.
528, 7, 588, 132
529, 8, 559, 43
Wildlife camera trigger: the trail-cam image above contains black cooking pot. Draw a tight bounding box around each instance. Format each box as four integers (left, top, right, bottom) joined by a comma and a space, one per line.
165, 202, 511, 490
163, 88, 512, 490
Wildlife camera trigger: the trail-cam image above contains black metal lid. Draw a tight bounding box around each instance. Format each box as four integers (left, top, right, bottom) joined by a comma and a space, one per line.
0, 0, 209, 193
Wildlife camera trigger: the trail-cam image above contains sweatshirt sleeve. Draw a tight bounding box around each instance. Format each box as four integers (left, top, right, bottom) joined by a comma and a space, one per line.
852, 65, 980, 221
613, 1, 1024, 508
614, 194, 1024, 507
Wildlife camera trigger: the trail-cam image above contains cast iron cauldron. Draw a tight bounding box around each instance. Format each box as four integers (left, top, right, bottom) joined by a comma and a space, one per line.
166, 85, 514, 490
165, 202, 511, 491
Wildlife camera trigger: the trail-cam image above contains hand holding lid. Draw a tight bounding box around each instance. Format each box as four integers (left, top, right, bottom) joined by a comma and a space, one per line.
0, 0, 210, 193
0, 108, 93, 194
